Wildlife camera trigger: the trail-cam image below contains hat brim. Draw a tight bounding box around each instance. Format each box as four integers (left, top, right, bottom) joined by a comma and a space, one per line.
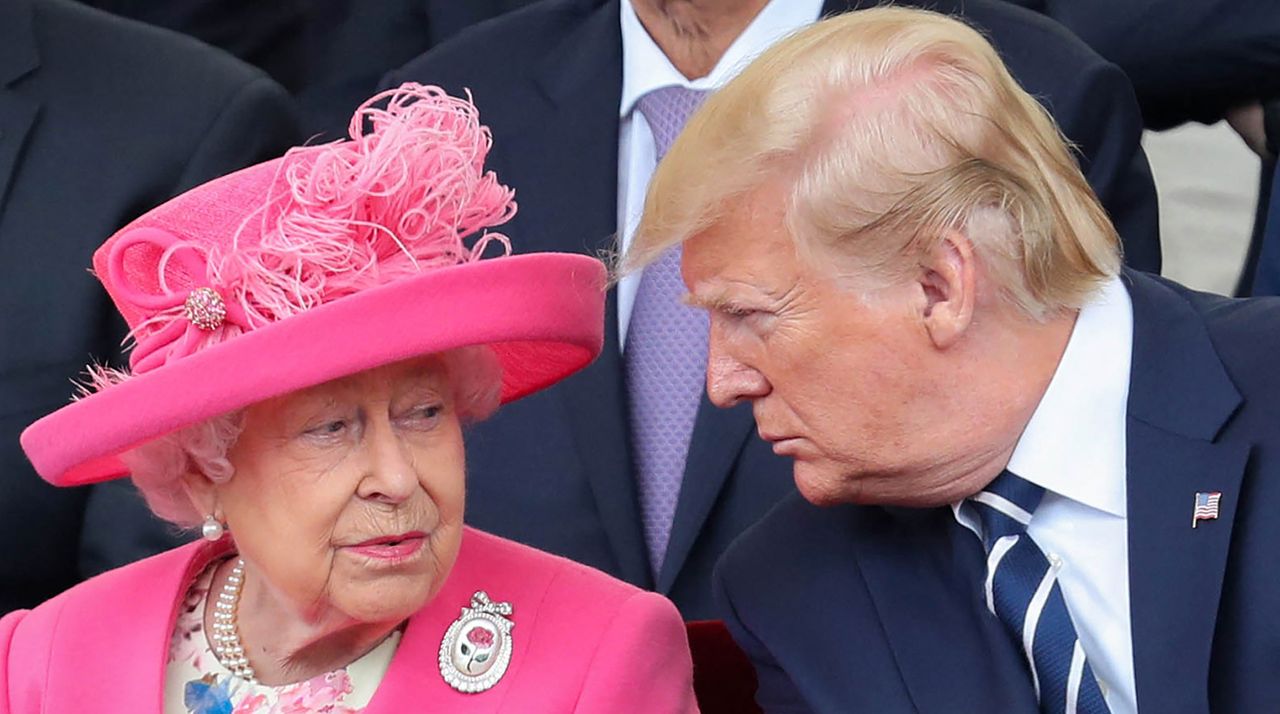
22, 253, 606, 487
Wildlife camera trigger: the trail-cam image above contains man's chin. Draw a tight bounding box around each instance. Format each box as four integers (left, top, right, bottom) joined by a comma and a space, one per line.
792, 461, 852, 507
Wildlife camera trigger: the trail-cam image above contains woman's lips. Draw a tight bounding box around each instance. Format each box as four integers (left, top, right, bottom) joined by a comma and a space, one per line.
343, 532, 427, 562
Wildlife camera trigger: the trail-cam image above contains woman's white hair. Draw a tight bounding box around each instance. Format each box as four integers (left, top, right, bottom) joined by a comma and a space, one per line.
123, 346, 503, 527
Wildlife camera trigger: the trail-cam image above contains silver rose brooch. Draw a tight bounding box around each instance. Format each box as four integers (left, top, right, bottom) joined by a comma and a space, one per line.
438, 591, 515, 693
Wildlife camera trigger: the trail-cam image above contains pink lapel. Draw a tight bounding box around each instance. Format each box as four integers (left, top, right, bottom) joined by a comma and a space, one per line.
42, 531, 546, 713
42, 540, 225, 713
363, 528, 546, 713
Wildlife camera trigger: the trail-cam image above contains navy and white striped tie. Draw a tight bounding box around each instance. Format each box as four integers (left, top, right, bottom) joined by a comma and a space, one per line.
968, 470, 1111, 714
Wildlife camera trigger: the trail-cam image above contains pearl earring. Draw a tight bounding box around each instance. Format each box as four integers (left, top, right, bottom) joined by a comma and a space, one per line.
201, 514, 225, 541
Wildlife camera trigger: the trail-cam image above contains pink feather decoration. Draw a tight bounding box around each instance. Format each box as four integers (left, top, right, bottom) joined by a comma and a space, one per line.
211, 83, 517, 328
80, 83, 517, 394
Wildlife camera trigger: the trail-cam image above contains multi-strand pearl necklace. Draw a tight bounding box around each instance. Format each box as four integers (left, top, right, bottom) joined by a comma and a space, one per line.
210, 558, 257, 683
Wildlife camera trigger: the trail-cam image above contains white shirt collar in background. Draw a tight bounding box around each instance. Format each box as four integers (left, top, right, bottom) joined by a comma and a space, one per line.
615, 0, 822, 347
619, 0, 823, 119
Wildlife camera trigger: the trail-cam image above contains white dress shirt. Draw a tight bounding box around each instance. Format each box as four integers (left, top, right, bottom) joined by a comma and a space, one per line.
615, 0, 823, 348
953, 276, 1137, 713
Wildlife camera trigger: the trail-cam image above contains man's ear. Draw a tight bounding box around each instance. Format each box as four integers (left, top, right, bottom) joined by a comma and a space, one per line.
916, 229, 976, 349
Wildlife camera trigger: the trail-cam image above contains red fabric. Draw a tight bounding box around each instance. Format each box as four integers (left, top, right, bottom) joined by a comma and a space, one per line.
686, 620, 762, 714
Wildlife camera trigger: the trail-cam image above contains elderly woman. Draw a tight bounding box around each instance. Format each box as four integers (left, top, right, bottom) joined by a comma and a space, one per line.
0, 85, 697, 713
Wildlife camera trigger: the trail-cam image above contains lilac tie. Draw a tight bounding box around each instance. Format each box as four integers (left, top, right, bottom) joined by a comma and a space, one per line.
627, 86, 711, 573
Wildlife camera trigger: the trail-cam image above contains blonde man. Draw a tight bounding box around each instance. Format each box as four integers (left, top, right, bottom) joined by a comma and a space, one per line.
624, 7, 1280, 714
387, 0, 1162, 625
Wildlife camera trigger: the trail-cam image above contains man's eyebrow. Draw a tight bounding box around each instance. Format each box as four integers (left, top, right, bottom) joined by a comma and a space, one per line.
681, 289, 739, 310
681, 292, 717, 309
682, 283, 784, 311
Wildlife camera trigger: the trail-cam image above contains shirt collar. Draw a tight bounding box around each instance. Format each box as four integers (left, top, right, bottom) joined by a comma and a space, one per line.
618, 0, 823, 118
1005, 275, 1134, 517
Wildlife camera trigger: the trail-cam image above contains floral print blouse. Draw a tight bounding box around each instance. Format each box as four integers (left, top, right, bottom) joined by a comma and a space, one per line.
164, 560, 401, 714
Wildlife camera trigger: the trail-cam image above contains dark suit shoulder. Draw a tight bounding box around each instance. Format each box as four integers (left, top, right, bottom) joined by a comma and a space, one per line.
33, 0, 274, 101
25, 0, 298, 191
717, 491, 880, 593
1152, 276, 1280, 416
887, 0, 1110, 71
393, 0, 599, 89
27, 0, 298, 179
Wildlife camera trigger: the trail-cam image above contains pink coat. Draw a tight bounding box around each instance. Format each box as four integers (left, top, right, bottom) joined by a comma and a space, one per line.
0, 527, 698, 713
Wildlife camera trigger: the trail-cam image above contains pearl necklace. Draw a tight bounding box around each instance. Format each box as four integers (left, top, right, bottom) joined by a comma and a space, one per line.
210, 558, 257, 683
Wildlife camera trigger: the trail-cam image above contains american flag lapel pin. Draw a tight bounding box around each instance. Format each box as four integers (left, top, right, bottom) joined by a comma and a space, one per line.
1192, 491, 1222, 528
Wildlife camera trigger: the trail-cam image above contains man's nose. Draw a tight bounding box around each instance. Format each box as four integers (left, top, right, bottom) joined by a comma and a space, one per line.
705, 344, 769, 408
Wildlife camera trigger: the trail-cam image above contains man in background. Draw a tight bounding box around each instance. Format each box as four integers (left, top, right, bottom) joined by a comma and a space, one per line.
0, 0, 298, 612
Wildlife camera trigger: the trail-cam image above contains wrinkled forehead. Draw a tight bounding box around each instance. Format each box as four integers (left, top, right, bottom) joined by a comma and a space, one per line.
680, 187, 808, 299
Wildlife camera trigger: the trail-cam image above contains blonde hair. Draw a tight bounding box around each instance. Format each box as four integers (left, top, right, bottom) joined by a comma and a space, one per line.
623, 6, 1120, 319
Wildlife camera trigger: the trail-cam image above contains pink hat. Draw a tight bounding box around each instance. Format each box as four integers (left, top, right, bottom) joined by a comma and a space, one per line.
21, 84, 605, 487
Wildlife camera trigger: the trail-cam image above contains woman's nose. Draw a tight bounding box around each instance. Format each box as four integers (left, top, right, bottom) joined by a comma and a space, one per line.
357, 422, 418, 504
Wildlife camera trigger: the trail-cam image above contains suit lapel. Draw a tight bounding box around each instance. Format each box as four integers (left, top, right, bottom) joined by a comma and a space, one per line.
0, 0, 40, 213
518, 0, 651, 587
656, 397, 755, 592
656, 0, 874, 594
364, 548, 505, 712
853, 507, 1040, 711
1122, 271, 1246, 713
43, 541, 217, 713
856, 271, 1247, 712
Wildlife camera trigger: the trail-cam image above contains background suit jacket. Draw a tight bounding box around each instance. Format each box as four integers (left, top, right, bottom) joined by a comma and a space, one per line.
715, 270, 1280, 713
0, 0, 298, 613
1004, 0, 1280, 130
386, 0, 1161, 620
0, 528, 698, 713
299, 0, 548, 137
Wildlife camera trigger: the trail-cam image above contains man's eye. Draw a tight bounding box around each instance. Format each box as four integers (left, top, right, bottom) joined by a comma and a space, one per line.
723, 305, 757, 318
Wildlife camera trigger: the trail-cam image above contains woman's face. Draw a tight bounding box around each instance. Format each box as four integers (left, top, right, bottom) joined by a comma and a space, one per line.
212, 355, 466, 626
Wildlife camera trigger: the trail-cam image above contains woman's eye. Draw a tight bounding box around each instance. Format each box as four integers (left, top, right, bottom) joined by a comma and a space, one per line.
307, 420, 348, 437
402, 404, 444, 426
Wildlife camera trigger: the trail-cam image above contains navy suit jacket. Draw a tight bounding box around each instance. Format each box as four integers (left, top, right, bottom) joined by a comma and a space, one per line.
715, 270, 1280, 712
1005, 0, 1280, 129
387, 0, 1161, 618
298, 0, 543, 136
0, 0, 298, 612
